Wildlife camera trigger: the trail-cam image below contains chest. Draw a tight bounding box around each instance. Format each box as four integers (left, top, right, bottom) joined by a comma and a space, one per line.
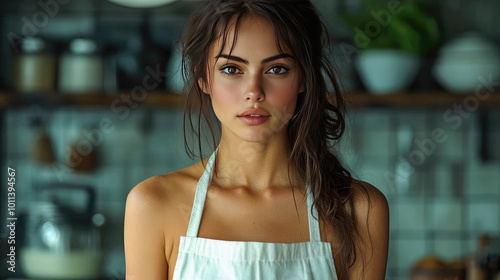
198, 187, 312, 243
164, 184, 339, 279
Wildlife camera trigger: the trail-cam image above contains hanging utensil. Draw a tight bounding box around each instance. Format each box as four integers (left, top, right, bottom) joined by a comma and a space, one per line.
29, 108, 55, 166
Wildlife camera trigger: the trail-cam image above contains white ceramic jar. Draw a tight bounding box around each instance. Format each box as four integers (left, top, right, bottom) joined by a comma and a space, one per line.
59, 39, 104, 94
13, 37, 56, 93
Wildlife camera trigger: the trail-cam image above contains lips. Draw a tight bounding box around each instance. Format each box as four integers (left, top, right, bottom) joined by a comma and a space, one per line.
237, 115, 270, 125
237, 108, 270, 117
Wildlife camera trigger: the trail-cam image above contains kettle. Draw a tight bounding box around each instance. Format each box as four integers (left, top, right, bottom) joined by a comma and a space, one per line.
20, 182, 105, 279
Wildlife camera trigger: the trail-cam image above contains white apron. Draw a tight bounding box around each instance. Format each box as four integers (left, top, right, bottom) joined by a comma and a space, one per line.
172, 147, 338, 280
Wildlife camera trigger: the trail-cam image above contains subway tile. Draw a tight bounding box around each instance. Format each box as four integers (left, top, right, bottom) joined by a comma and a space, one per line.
98, 202, 126, 237
464, 237, 480, 256
146, 130, 172, 158
466, 203, 500, 232
463, 114, 481, 161
433, 163, 456, 197
105, 124, 146, 166
153, 108, 182, 131
360, 109, 392, 131
387, 270, 407, 280
463, 233, 493, 256
465, 166, 500, 195
491, 132, 500, 160
5, 109, 18, 128
437, 130, 464, 158
397, 199, 426, 231
143, 163, 171, 178
389, 166, 426, 197
336, 128, 359, 156
46, 163, 87, 184
436, 106, 475, 134
432, 110, 473, 163
432, 239, 463, 260
336, 129, 362, 171
124, 165, 147, 197
394, 110, 428, 134
345, 111, 363, 133
387, 238, 398, 268
101, 248, 126, 279
341, 152, 362, 172
143, 152, 171, 173
357, 160, 395, 196
8, 121, 35, 156
359, 131, 396, 157
5, 123, 17, 156
432, 162, 465, 197
94, 167, 125, 205
388, 199, 398, 230
465, 151, 495, 174
396, 239, 427, 273
98, 125, 125, 167
431, 200, 462, 231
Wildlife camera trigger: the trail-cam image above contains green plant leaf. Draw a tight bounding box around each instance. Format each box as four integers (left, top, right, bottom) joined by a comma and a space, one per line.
341, 0, 441, 57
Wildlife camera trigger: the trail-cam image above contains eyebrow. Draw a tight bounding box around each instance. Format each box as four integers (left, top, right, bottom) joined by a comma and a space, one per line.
215, 53, 294, 64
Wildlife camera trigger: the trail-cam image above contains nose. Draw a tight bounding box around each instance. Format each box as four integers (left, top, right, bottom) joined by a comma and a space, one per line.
244, 77, 265, 102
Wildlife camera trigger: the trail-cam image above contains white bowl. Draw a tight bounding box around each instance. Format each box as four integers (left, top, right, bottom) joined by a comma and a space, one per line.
433, 33, 500, 93
356, 49, 420, 94
433, 61, 500, 93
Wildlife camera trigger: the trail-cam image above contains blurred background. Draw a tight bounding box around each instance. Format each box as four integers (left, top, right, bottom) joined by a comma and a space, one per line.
0, 0, 499, 279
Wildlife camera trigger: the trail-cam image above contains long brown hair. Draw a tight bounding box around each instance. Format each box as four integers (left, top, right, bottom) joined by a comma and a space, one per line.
179, 1, 370, 278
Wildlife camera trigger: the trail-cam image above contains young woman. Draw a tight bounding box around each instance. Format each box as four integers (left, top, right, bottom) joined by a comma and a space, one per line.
124, 1, 389, 279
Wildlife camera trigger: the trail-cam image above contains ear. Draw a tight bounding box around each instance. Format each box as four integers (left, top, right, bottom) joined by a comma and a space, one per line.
198, 78, 209, 95
298, 80, 305, 94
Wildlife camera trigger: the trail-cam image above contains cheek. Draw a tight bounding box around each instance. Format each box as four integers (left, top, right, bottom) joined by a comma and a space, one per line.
211, 81, 240, 115
267, 74, 301, 107
268, 86, 299, 115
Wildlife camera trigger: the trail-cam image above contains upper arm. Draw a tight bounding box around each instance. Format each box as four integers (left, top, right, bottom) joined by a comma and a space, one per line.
124, 177, 168, 280
349, 181, 390, 280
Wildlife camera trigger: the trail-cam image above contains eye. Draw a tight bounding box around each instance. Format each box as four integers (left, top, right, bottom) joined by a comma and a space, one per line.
219, 65, 290, 76
219, 66, 241, 76
267, 66, 289, 75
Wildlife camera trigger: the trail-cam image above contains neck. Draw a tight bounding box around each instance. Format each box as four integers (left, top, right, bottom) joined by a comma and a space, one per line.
211, 134, 302, 192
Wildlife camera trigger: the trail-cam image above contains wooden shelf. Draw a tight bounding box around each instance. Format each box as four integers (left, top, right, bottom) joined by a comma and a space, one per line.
1, 91, 500, 109
0, 91, 185, 108
344, 91, 500, 109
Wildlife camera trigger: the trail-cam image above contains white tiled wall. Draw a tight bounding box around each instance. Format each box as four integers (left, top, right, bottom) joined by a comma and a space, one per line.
466, 203, 500, 232
3, 107, 500, 279
433, 239, 463, 260
431, 199, 463, 231
396, 197, 427, 232
395, 239, 427, 271
342, 108, 500, 279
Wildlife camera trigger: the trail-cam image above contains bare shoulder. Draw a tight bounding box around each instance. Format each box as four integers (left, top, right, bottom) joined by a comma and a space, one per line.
126, 160, 205, 208
124, 175, 172, 279
124, 166, 201, 279
350, 180, 390, 218
348, 179, 390, 280
125, 165, 200, 223
127, 175, 170, 207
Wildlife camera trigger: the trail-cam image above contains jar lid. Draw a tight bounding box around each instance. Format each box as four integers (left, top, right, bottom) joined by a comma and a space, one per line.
69, 38, 98, 54
20, 37, 47, 53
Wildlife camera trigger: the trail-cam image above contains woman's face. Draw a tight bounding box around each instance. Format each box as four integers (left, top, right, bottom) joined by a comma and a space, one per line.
200, 15, 304, 143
